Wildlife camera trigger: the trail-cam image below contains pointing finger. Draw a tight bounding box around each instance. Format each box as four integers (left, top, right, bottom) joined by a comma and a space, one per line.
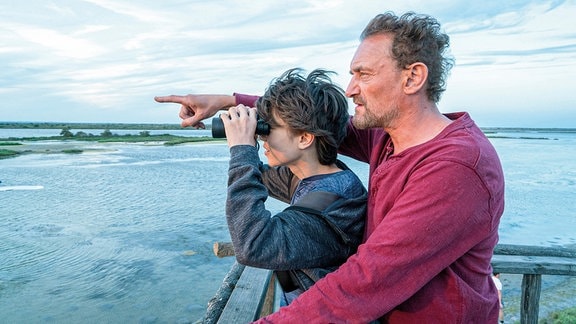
154, 95, 185, 104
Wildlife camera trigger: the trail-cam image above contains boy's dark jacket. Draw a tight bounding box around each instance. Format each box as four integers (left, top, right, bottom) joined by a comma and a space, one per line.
226, 145, 367, 291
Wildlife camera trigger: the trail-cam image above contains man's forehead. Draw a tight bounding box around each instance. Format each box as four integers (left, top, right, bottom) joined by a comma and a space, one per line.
350, 36, 392, 71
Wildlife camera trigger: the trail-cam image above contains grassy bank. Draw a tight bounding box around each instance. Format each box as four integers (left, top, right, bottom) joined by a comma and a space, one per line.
0, 132, 223, 159
540, 306, 576, 323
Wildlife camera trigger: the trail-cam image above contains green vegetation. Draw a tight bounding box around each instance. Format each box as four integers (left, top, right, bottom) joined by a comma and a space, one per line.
0, 126, 224, 159
539, 306, 576, 324
62, 149, 83, 154
0, 127, 221, 144
0, 149, 20, 159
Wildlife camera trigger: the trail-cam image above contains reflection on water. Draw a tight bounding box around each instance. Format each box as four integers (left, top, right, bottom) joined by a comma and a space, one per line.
1, 130, 575, 322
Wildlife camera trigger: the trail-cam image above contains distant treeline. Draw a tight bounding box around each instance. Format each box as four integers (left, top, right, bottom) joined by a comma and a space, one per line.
0, 122, 201, 130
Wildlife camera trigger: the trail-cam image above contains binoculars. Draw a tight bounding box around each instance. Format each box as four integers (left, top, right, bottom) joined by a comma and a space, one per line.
211, 116, 271, 138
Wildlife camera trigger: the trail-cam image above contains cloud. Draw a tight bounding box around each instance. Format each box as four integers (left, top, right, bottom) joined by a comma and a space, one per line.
80, 0, 171, 23
0, 0, 575, 127
5, 24, 106, 59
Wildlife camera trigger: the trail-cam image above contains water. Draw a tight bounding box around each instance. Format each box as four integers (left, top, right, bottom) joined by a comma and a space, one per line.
489, 130, 576, 247
1, 128, 575, 322
0, 142, 243, 323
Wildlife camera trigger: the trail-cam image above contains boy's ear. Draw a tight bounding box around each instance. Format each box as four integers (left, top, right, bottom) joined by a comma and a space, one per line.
298, 132, 315, 149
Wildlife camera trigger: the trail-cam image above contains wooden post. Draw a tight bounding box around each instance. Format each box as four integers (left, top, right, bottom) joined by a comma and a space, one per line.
203, 261, 245, 324
520, 274, 541, 324
217, 267, 274, 323
213, 242, 235, 258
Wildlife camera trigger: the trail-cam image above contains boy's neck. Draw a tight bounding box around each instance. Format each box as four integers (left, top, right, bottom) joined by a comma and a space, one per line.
290, 162, 342, 180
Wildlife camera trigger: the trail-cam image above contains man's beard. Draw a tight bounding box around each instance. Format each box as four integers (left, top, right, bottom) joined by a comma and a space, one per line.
353, 102, 399, 129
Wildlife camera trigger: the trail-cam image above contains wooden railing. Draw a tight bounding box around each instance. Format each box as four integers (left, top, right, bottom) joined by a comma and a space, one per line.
491, 244, 576, 324
202, 243, 576, 324
202, 262, 276, 324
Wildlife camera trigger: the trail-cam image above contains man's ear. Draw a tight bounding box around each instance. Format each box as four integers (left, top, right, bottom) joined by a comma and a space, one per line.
298, 132, 315, 149
403, 62, 428, 95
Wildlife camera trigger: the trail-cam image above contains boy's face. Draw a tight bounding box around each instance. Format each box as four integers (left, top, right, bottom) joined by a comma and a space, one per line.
258, 114, 302, 168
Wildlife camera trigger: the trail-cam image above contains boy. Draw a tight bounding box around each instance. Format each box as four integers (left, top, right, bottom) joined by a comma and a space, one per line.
187, 68, 367, 303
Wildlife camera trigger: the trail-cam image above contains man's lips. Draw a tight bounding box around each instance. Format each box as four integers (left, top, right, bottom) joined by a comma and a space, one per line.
353, 98, 365, 108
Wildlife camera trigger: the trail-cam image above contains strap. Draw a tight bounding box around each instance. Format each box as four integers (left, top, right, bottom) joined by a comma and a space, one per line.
277, 191, 350, 292
291, 190, 340, 210
285, 191, 352, 246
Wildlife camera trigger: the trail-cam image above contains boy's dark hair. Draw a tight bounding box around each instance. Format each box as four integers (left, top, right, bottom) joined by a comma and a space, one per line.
257, 68, 349, 165
361, 11, 454, 103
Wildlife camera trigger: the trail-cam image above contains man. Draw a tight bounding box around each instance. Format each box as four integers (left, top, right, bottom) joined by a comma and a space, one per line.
156, 11, 505, 323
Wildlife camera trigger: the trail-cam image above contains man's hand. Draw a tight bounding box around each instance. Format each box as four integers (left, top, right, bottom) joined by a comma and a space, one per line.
154, 94, 235, 128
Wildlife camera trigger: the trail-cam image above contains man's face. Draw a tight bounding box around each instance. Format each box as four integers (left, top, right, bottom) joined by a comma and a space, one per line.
346, 34, 403, 129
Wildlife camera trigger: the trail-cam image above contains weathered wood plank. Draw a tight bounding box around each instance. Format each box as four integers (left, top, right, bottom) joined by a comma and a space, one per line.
495, 244, 576, 258
521, 274, 542, 324
259, 274, 277, 318
491, 244, 576, 324
203, 261, 245, 324
491, 255, 576, 275
217, 267, 273, 324
213, 242, 235, 258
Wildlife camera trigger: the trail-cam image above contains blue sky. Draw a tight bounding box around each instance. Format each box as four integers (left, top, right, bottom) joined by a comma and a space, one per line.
1, 0, 574, 128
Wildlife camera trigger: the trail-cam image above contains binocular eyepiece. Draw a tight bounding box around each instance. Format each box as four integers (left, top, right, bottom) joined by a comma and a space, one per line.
211, 116, 271, 138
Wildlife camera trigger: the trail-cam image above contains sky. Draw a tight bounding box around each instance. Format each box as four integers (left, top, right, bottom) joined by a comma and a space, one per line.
1, 0, 575, 128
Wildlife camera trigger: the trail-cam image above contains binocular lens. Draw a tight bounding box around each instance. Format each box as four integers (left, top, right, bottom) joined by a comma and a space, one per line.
211, 116, 271, 138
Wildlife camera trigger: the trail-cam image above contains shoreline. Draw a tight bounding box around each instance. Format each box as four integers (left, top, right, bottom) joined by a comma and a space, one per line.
0, 136, 225, 158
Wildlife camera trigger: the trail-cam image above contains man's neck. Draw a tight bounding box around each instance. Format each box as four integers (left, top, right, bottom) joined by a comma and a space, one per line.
386, 103, 452, 155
